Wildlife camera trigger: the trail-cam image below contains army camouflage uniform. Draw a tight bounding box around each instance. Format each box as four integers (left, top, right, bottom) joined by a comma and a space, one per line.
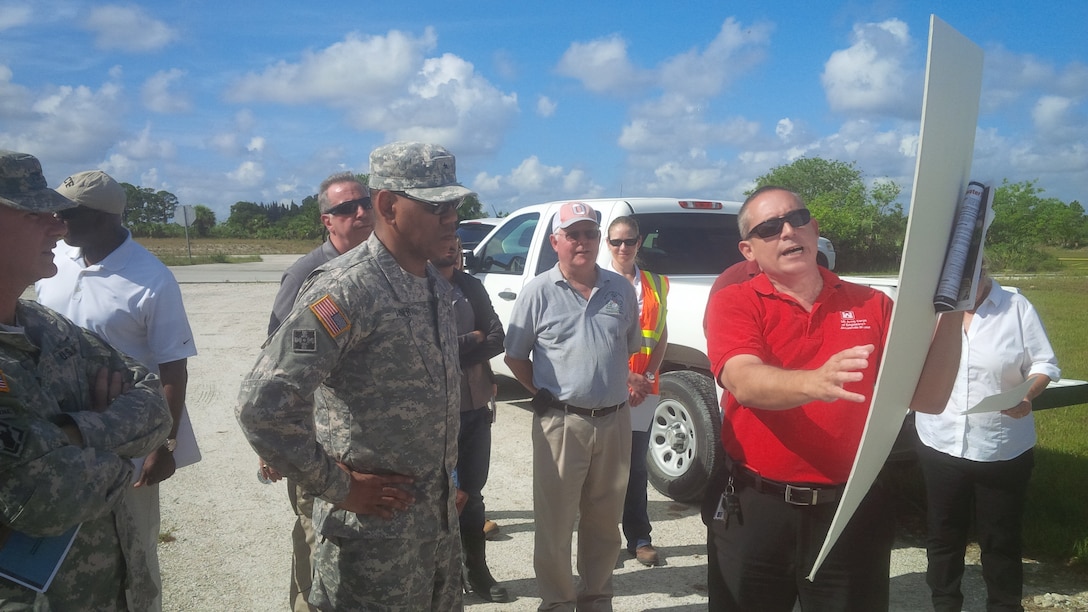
237, 233, 463, 611
0, 300, 171, 611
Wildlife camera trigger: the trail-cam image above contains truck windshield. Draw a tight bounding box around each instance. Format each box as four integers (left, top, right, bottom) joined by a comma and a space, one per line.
634, 212, 744, 275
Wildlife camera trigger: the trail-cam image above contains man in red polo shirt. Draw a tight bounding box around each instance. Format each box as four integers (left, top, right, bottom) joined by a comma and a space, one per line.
704, 186, 961, 610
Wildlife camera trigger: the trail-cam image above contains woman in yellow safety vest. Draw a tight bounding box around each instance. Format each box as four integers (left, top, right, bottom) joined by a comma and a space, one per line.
606, 215, 669, 567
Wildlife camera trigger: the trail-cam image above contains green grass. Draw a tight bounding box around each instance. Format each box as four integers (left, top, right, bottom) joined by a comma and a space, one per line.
889, 274, 1088, 571
136, 237, 319, 261
1014, 275, 1088, 567
156, 253, 262, 266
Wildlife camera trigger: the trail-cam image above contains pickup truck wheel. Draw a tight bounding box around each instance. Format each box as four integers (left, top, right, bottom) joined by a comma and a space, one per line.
646, 370, 721, 503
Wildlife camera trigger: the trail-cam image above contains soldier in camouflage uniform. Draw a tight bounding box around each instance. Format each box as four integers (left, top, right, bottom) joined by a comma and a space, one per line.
237, 142, 470, 611
0, 149, 172, 610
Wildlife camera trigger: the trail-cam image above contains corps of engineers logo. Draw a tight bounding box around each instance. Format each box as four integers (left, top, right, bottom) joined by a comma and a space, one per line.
839, 310, 872, 330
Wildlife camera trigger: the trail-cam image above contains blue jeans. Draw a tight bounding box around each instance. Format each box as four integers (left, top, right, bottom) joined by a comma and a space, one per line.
622, 429, 652, 551
457, 406, 493, 535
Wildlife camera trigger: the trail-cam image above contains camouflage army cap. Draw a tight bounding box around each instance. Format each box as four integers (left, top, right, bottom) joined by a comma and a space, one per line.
368, 142, 475, 204
56, 170, 126, 214
0, 149, 76, 212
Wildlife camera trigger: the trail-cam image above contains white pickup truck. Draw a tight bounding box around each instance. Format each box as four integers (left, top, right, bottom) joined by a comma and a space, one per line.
465, 197, 1088, 503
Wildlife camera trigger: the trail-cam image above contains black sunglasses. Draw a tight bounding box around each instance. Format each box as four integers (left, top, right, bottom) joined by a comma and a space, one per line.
608, 237, 638, 247
324, 197, 371, 216
746, 208, 811, 240
393, 191, 462, 217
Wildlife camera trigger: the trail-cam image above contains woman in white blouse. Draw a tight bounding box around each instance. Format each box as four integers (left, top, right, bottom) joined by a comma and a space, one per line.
915, 269, 1060, 612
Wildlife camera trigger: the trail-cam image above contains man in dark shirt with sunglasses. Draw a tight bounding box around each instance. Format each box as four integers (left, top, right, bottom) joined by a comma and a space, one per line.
704, 186, 961, 610
267, 172, 373, 333
261, 171, 373, 612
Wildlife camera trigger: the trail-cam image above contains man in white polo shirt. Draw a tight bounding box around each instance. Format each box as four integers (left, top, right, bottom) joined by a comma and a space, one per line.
35, 170, 197, 612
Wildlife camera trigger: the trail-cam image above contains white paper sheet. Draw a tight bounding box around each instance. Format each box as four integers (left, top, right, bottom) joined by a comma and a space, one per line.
131, 405, 202, 482
808, 15, 985, 581
965, 379, 1034, 414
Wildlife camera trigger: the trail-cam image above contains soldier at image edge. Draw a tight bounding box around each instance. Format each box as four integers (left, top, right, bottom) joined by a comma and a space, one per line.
0, 149, 172, 610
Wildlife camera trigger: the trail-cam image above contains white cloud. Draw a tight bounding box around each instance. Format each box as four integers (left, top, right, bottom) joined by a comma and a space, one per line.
229, 29, 518, 155
117, 123, 176, 160
0, 78, 126, 165
473, 156, 604, 211
0, 64, 34, 118
536, 95, 557, 117
658, 18, 772, 99
100, 153, 139, 181
208, 132, 238, 155
228, 29, 436, 104
644, 157, 733, 194
142, 69, 191, 113
492, 49, 518, 80
821, 19, 921, 118
617, 97, 760, 153
561, 18, 772, 190
556, 35, 653, 96
0, 5, 32, 30
227, 161, 265, 187
84, 5, 178, 52
247, 137, 265, 153
1033, 96, 1075, 136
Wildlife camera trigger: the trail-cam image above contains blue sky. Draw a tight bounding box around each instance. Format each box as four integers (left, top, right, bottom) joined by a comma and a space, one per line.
1, 1, 1085, 220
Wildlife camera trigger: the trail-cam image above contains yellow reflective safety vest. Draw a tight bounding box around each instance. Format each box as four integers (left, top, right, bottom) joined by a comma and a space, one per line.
629, 269, 668, 393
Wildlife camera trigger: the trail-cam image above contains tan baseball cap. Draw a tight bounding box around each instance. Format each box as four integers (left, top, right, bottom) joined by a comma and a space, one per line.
0, 149, 75, 212
56, 170, 126, 214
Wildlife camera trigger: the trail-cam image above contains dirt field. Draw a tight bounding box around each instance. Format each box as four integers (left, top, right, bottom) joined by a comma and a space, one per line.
155, 274, 1088, 611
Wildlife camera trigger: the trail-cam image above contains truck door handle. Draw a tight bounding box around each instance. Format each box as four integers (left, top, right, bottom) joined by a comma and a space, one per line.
498, 290, 517, 301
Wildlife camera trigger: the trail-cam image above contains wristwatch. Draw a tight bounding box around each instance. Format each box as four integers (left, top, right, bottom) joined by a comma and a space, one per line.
163, 438, 177, 453
644, 371, 656, 383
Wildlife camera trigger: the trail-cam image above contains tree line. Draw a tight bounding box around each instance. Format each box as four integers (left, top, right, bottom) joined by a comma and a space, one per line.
122, 161, 1085, 273
124, 172, 485, 242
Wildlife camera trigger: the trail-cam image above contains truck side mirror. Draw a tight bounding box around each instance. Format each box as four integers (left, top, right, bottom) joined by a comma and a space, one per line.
463, 250, 478, 271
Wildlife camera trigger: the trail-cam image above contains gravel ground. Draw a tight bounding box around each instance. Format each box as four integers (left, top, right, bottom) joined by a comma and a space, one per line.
157, 270, 1087, 611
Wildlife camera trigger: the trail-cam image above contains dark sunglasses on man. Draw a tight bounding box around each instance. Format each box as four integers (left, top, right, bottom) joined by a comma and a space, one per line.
392, 191, 463, 217
746, 208, 811, 240
324, 197, 372, 216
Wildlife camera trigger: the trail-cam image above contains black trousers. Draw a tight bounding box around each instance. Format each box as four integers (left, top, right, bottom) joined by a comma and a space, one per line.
705, 466, 894, 611
917, 443, 1034, 612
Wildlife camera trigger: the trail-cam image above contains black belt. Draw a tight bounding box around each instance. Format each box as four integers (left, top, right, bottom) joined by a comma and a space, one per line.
552, 400, 625, 418
733, 464, 844, 506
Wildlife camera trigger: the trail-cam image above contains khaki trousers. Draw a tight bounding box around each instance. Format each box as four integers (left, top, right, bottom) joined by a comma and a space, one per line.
532, 407, 631, 612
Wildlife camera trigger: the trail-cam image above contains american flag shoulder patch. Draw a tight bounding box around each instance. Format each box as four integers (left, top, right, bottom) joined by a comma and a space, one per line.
310, 294, 351, 338
0, 369, 9, 393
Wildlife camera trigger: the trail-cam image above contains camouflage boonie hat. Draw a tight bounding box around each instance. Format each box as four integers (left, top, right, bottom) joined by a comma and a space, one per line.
0, 149, 75, 212
368, 142, 475, 204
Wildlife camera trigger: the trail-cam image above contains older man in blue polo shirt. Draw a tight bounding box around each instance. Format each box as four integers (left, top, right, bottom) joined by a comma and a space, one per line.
505, 201, 645, 612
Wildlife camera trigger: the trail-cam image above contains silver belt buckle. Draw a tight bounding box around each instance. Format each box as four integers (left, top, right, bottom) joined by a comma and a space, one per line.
784, 484, 817, 505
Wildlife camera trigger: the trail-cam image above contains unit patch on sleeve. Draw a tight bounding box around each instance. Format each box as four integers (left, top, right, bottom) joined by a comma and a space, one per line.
292, 329, 318, 353
309, 294, 351, 338
0, 421, 26, 458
